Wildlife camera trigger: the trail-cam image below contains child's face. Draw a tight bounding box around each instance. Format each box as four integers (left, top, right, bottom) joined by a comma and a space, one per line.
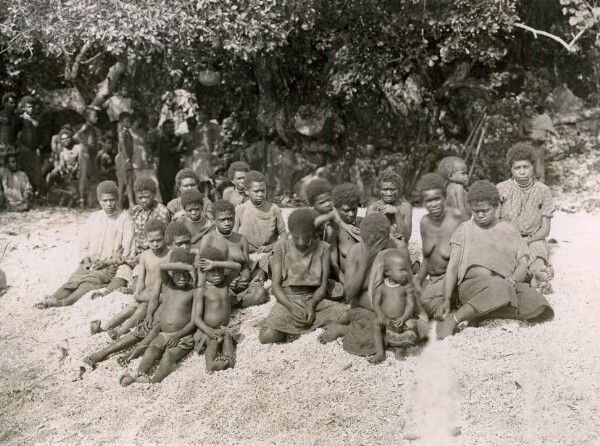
214, 210, 234, 235
511, 160, 534, 183
179, 177, 198, 193
136, 190, 155, 210
380, 182, 399, 204
448, 165, 468, 186
232, 171, 246, 192
146, 230, 166, 252
291, 232, 313, 252
205, 267, 225, 286
6, 156, 18, 172
87, 110, 99, 124
312, 192, 333, 214
523, 105, 534, 118
171, 271, 191, 288
60, 133, 73, 148
184, 203, 203, 222
99, 193, 117, 215
24, 103, 34, 115
247, 181, 266, 206
421, 188, 445, 218
385, 256, 410, 285
120, 117, 132, 129
337, 203, 358, 224
170, 235, 191, 251
471, 201, 497, 228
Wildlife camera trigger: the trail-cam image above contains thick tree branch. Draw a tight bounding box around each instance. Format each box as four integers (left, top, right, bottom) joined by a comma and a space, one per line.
69, 40, 93, 80
514, 22, 593, 53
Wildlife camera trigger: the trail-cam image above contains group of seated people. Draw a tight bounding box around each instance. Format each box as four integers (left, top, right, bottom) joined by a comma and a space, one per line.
33, 141, 555, 384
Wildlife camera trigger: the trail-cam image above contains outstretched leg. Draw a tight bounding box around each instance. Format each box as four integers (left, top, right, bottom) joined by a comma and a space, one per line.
205, 339, 228, 372
151, 346, 191, 383
113, 303, 147, 336
84, 333, 141, 368
368, 325, 386, 364
221, 332, 236, 369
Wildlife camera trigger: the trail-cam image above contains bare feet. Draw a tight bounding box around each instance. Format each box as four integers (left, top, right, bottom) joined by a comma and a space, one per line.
116, 286, 133, 295
368, 352, 387, 364
116, 355, 130, 368
90, 320, 103, 335
107, 328, 120, 340
90, 288, 109, 300
436, 317, 457, 340
119, 373, 137, 387
318, 324, 346, 344
208, 357, 229, 372
83, 356, 97, 370
35, 298, 57, 309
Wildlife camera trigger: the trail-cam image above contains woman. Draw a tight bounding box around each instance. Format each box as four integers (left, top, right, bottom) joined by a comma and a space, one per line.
437, 180, 554, 339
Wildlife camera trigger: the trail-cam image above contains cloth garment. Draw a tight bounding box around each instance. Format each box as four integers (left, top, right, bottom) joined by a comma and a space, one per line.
272, 239, 330, 288
176, 214, 213, 249
130, 202, 171, 254
0, 167, 31, 209
62, 263, 117, 291
419, 274, 453, 316
132, 169, 162, 203
222, 187, 246, 206
148, 331, 195, 352
236, 200, 286, 252
79, 209, 135, 262
166, 196, 214, 219
190, 322, 241, 354
335, 215, 362, 243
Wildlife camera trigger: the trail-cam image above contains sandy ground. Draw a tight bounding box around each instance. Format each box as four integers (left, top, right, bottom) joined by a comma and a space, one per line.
0, 207, 599, 446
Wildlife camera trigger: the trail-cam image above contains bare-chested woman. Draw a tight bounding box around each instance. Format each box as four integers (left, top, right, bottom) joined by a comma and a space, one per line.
415, 173, 469, 319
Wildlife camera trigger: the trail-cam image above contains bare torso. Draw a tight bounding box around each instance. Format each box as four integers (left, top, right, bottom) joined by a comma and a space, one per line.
202, 284, 231, 328
139, 249, 171, 300
421, 208, 466, 277
159, 284, 194, 332
380, 285, 408, 320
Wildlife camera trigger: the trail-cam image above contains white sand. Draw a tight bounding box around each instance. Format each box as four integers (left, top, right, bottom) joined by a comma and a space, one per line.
0, 207, 599, 446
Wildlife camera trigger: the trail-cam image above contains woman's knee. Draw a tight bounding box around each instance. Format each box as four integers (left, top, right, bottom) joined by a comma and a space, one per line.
258, 327, 286, 344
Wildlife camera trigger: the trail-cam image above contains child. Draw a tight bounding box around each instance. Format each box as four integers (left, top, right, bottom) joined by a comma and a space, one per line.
167, 168, 214, 220
176, 188, 213, 249
304, 178, 335, 241
89, 219, 170, 340
198, 199, 269, 308
369, 249, 421, 363
193, 247, 242, 372
259, 209, 347, 344
114, 111, 135, 208
234, 170, 287, 283
120, 247, 197, 386
0, 153, 33, 212
366, 171, 412, 242
497, 143, 554, 292
46, 127, 81, 191
129, 177, 171, 255
83, 221, 192, 367
438, 156, 471, 217
222, 161, 250, 206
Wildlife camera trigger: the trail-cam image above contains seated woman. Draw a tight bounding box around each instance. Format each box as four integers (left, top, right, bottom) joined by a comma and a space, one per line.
366, 171, 412, 242
437, 180, 554, 339
36, 181, 135, 308
497, 143, 554, 292
258, 209, 347, 344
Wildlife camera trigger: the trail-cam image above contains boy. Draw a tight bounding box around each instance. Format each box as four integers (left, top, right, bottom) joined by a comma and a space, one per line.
130, 177, 171, 255
198, 199, 269, 308
259, 209, 347, 344
304, 178, 335, 241
46, 127, 81, 192
437, 156, 471, 217
115, 112, 135, 208
222, 161, 250, 206
193, 247, 242, 372
0, 153, 33, 211
83, 221, 192, 367
176, 188, 213, 249
120, 247, 197, 386
366, 171, 412, 242
234, 170, 287, 283
497, 143, 554, 292
167, 168, 214, 220
415, 173, 468, 319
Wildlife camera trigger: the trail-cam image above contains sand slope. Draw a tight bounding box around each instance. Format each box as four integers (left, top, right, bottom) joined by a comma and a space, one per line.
0, 208, 598, 446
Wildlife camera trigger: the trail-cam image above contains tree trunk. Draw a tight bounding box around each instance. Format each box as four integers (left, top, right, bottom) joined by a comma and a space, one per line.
90, 60, 127, 108
38, 87, 87, 115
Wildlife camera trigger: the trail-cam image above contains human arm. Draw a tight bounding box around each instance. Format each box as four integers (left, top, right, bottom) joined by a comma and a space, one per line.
314, 211, 336, 229
440, 243, 461, 319
275, 207, 288, 241
159, 262, 197, 286
133, 255, 147, 301
400, 202, 412, 241
395, 288, 415, 327
372, 287, 386, 326
270, 243, 306, 322
344, 244, 367, 305
191, 287, 218, 339
197, 258, 241, 285
142, 281, 163, 329
326, 224, 343, 282
304, 246, 331, 324
528, 216, 551, 244
237, 237, 252, 288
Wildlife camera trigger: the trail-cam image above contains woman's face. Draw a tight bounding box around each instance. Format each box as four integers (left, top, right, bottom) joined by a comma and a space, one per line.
471, 201, 497, 228
180, 177, 198, 193
511, 160, 534, 183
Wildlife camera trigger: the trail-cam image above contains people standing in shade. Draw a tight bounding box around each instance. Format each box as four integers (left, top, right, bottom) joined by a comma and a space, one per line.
17, 96, 45, 196
74, 106, 102, 207
154, 119, 182, 203
0, 93, 22, 156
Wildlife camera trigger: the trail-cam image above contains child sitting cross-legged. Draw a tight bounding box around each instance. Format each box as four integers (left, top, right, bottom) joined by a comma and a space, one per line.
192, 247, 242, 372
120, 247, 198, 386
259, 209, 348, 344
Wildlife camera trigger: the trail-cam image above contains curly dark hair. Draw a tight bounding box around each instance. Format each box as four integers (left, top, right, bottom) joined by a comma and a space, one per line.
332, 183, 360, 208
288, 208, 317, 235
437, 156, 466, 180
359, 214, 391, 246
467, 180, 500, 207
180, 189, 204, 209
376, 170, 402, 191
144, 218, 166, 235
134, 177, 157, 194
165, 220, 191, 245
415, 173, 447, 196
199, 246, 227, 262
168, 246, 193, 264
96, 180, 118, 198
227, 161, 250, 180
305, 178, 333, 205
212, 199, 235, 216
244, 170, 267, 190
507, 142, 536, 167
175, 168, 199, 189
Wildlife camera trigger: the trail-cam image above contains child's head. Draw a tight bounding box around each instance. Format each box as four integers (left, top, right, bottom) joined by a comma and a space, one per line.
134, 177, 157, 210
181, 189, 204, 222
59, 127, 74, 148
305, 178, 333, 214
86, 106, 100, 124
287, 208, 317, 252
376, 171, 402, 204
467, 180, 500, 228
118, 111, 132, 129
244, 170, 267, 206
438, 156, 468, 186
416, 173, 447, 218
144, 219, 167, 252
382, 249, 410, 285
228, 161, 250, 192
165, 220, 192, 250
522, 102, 535, 118
360, 214, 391, 247
5, 153, 19, 172
212, 199, 235, 235
175, 168, 199, 195
96, 181, 119, 215
168, 247, 193, 288
199, 246, 227, 286
332, 183, 360, 224
21, 96, 35, 115
507, 143, 536, 183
